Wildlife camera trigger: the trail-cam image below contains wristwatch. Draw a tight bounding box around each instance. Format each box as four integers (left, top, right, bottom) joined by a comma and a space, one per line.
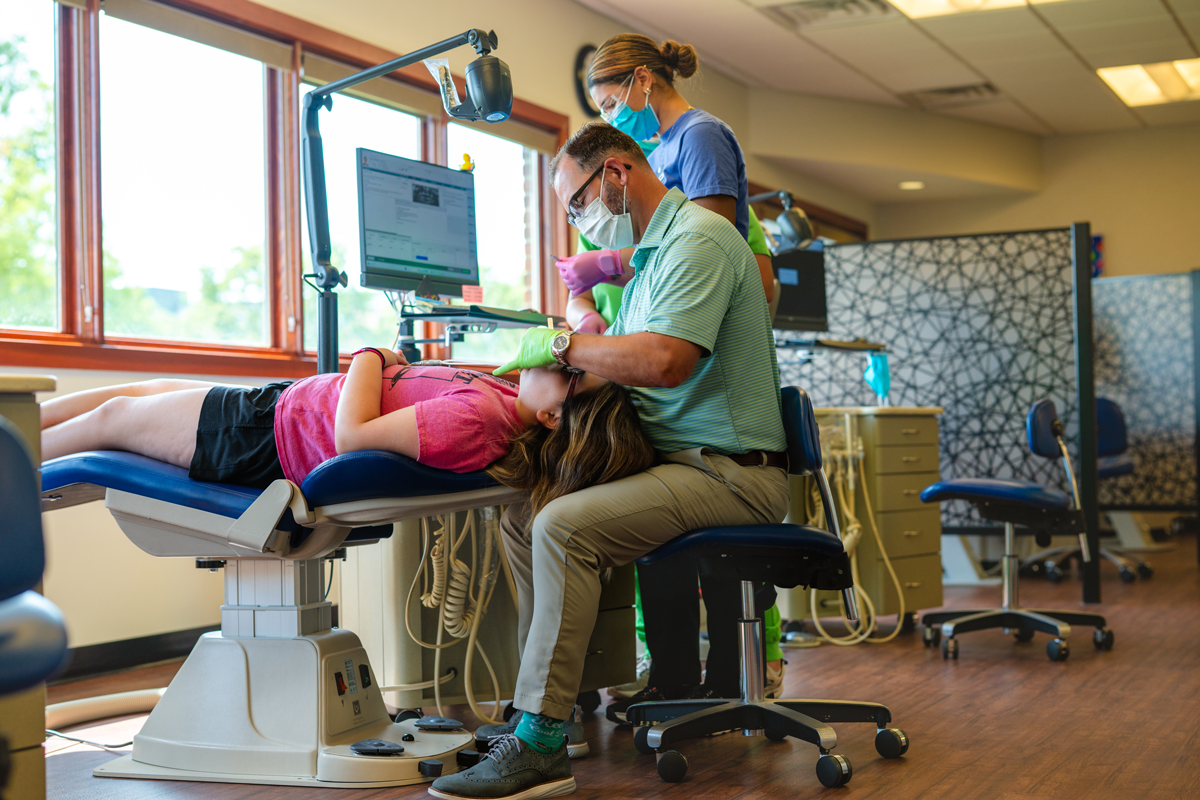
551, 331, 575, 369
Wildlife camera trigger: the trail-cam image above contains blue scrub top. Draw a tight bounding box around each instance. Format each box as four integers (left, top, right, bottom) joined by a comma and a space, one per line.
647, 108, 749, 240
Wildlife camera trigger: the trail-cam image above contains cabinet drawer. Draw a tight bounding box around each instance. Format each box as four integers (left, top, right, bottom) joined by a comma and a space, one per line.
870, 445, 940, 475
873, 472, 940, 512
874, 553, 943, 615
864, 416, 939, 447
874, 508, 942, 559
599, 563, 636, 611
580, 607, 636, 692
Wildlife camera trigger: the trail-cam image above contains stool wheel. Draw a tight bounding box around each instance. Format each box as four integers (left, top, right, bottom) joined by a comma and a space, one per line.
923, 626, 941, 648
656, 750, 687, 782
941, 637, 958, 660
1045, 563, 1064, 583
576, 690, 601, 715
394, 709, 422, 723
816, 753, 852, 788
1137, 562, 1154, 579
1093, 627, 1115, 651
765, 728, 788, 742
634, 725, 656, 755
875, 728, 909, 759
1047, 638, 1070, 661
1119, 567, 1136, 583
1013, 628, 1035, 643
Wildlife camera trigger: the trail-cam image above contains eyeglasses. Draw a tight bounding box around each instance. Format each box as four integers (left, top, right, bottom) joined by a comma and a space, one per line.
567, 162, 632, 225
565, 369, 583, 403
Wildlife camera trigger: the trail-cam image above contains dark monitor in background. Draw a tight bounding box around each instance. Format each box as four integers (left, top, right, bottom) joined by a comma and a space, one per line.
772, 249, 828, 333
356, 147, 479, 297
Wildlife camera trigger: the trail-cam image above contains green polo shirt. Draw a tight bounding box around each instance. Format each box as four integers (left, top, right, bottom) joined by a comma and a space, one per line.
608, 188, 785, 455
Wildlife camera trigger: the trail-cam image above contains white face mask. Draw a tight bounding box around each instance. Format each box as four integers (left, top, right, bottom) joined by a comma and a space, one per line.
572, 168, 634, 250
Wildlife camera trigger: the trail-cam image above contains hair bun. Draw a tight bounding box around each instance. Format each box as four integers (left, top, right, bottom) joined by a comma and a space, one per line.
659, 40, 698, 79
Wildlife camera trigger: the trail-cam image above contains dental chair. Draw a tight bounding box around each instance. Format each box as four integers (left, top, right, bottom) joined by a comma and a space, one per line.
626, 387, 908, 788
1, 417, 69, 797
1022, 397, 1153, 583
919, 399, 1114, 661
39, 447, 522, 788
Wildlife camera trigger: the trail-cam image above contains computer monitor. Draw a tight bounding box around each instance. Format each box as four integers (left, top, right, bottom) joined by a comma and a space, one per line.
356, 147, 479, 296
772, 249, 828, 332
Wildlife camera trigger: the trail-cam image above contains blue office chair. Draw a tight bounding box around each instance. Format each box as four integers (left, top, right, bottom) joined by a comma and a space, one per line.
625, 387, 908, 788
1022, 397, 1153, 583
0, 416, 69, 697
920, 399, 1113, 662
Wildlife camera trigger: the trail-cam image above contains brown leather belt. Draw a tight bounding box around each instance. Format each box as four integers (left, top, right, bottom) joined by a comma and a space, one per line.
725, 450, 789, 470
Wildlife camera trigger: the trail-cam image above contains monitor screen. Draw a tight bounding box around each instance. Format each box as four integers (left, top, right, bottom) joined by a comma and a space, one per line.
356, 147, 479, 296
772, 249, 828, 332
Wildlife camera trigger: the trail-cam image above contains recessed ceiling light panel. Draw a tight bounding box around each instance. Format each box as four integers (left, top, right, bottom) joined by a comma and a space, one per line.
899, 181, 926, 190
888, 0, 1026, 19
1098, 58, 1200, 107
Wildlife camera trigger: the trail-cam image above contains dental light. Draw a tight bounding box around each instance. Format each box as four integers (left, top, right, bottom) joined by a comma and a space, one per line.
301, 29, 514, 373
749, 190, 815, 255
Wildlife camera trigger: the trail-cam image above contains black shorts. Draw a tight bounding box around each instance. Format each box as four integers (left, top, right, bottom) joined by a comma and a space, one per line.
188, 381, 293, 489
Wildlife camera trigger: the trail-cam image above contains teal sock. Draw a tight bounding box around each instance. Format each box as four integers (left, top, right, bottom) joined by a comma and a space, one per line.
514, 711, 565, 754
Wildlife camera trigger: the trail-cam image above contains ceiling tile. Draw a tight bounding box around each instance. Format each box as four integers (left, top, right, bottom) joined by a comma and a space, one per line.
1031, 0, 1174, 27
1032, 0, 1197, 67
991, 72, 1142, 132
801, 16, 981, 93
1133, 99, 1200, 125
1170, 9, 1200, 46
915, 6, 1070, 65
575, 0, 899, 103
939, 99, 1053, 134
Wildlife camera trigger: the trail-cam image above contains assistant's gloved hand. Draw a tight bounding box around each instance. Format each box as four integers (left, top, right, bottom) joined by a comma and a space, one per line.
556, 249, 628, 296
493, 326, 559, 376
573, 311, 608, 335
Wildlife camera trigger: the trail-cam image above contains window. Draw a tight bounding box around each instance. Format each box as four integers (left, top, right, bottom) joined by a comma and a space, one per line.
99, 13, 268, 345
299, 86, 422, 353
0, 3, 57, 330
445, 123, 541, 361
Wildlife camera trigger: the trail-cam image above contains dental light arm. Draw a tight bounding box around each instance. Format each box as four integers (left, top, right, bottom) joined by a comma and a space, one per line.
748, 190, 814, 254
301, 29, 513, 374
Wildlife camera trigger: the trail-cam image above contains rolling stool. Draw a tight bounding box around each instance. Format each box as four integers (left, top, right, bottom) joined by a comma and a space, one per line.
920, 399, 1114, 662
626, 387, 908, 788
1023, 398, 1153, 583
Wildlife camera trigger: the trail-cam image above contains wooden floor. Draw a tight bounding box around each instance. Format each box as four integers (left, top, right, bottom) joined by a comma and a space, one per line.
46, 537, 1200, 800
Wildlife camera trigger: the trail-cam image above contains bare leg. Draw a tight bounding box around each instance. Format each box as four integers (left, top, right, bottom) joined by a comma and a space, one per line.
42, 389, 212, 467
40, 379, 232, 430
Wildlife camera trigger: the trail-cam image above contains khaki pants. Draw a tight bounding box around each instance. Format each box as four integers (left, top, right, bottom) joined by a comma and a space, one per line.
500, 449, 790, 719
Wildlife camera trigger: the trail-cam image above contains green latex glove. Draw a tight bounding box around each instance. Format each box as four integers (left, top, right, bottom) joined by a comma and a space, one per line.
493, 326, 559, 375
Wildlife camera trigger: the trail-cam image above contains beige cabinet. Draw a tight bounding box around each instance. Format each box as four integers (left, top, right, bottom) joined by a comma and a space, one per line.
779, 407, 944, 622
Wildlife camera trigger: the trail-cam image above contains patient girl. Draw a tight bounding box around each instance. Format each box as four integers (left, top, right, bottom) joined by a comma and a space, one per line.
40, 347, 656, 509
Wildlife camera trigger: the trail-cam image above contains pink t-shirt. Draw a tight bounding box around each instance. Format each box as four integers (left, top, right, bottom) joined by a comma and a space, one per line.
273, 365, 521, 484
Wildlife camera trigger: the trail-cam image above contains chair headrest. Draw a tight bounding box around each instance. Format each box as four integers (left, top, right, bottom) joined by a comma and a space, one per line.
1096, 397, 1127, 457
0, 417, 45, 601
781, 386, 821, 475
1026, 398, 1062, 459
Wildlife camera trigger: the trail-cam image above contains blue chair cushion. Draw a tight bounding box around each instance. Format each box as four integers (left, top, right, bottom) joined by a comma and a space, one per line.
39, 451, 403, 544
1096, 398, 1128, 457
0, 591, 68, 696
0, 418, 44, 601
920, 478, 1071, 510
300, 450, 499, 506
781, 387, 821, 475
1026, 399, 1062, 459
1098, 454, 1134, 479
637, 524, 853, 591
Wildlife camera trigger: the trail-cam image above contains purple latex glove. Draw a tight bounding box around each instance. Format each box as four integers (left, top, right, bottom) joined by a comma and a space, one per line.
555, 249, 629, 296
574, 311, 608, 335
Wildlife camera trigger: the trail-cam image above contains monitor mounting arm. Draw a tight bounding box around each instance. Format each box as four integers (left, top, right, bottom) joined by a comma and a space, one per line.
301, 29, 510, 373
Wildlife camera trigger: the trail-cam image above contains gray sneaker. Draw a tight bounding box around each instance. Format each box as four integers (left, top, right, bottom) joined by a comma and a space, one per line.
428, 733, 575, 800
474, 707, 588, 759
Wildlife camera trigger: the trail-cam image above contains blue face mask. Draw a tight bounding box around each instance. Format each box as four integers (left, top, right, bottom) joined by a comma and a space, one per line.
604, 74, 660, 143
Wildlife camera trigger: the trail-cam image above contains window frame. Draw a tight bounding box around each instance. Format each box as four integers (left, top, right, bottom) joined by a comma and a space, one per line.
0, 0, 569, 377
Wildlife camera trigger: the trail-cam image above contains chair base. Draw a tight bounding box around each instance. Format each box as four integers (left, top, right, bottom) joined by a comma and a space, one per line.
922, 607, 1110, 661
1022, 545, 1153, 583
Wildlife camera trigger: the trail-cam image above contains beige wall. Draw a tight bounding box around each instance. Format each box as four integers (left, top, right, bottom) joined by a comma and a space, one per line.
875, 122, 1200, 276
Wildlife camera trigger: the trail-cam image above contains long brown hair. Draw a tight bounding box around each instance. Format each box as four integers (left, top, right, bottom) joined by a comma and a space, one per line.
487, 381, 656, 519
588, 34, 699, 88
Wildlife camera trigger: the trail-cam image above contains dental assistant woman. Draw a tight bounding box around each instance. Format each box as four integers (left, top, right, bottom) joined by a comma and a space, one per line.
556, 34, 785, 710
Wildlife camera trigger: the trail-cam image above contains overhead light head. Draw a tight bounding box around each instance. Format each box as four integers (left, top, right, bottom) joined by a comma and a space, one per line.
435, 30, 513, 123
774, 207, 815, 254
899, 180, 925, 191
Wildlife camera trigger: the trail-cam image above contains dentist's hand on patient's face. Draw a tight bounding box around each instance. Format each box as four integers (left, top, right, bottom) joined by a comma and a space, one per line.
556, 249, 630, 296
493, 327, 559, 376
